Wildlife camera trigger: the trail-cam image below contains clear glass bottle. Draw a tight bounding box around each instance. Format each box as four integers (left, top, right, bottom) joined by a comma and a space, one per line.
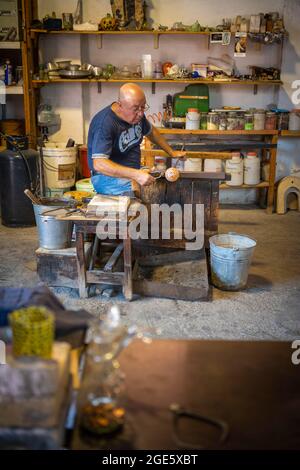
265, 112, 277, 130
78, 306, 137, 436
244, 113, 254, 130
277, 112, 289, 130
207, 112, 219, 130
227, 112, 239, 131
200, 112, 208, 130
218, 112, 227, 131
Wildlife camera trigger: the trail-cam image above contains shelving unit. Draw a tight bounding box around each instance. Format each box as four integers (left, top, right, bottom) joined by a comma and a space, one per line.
22, 3, 299, 213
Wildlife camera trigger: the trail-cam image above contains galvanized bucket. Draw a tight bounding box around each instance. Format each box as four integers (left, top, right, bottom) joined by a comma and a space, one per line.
33, 198, 73, 249
209, 233, 256, 291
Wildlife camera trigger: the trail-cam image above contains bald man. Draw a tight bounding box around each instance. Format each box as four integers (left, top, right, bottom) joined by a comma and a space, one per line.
87, 83, 185, 196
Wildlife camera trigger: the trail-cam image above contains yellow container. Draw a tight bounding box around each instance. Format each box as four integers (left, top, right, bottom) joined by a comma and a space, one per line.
64, 190, 93, 201
9, 307, 55, 359
75, 178, 95, 193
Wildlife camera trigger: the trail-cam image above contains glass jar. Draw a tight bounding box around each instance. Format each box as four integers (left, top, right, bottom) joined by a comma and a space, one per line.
227, 112, 239, 131
207, 112, 219, 130
244, 113, 254, 130
277, 112, 289, 130
236, 113, 245, 130
265, 112, 277, 130
218, 113, 227, 131
200, 112, 208, 130
155, 156, 167, 171
253, 111, 266, 130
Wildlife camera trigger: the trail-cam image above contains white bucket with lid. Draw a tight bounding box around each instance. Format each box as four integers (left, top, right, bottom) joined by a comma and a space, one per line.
204, 159, 222, 172
185, 108, 200, 130
42, 142, 77, 189
184, 158, 203, 171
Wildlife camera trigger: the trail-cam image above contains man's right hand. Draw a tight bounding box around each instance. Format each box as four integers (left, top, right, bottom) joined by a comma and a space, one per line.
135, 169, 155, 186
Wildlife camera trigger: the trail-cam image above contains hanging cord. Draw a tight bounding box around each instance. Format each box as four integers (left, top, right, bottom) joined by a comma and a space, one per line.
0, 132, 35, 192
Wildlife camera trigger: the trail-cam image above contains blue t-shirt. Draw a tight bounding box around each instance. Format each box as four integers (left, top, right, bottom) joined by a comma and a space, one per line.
87, 104, 152, 195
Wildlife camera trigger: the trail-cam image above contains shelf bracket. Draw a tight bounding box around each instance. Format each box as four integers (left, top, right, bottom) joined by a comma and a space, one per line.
97, 35, 103, 49
154, 33, 159, 49
253, 84, 258, 95
97, 82, 102, 93
151, 82, 156, 94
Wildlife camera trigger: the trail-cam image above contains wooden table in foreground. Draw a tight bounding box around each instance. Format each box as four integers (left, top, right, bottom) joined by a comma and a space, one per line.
71, 339, 300, 450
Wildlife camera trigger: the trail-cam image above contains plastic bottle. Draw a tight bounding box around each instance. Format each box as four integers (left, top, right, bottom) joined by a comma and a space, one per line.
4, 60, 12, 86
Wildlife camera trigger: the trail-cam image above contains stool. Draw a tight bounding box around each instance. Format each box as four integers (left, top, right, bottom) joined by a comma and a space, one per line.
74, 219, 133, 300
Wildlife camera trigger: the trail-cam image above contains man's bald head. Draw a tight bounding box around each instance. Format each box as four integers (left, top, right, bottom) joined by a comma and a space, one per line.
118, 83, 145, 105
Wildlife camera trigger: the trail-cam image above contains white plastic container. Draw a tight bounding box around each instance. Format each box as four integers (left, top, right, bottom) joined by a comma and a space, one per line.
204, 159, 222, 172
185, 108, 200, 130
184, 158, 203, 171
289, 110, 300, 131
225, 153, 243, 186
42, 143, 77, 189
141, 54, 152, 78
244, 152, 260, 185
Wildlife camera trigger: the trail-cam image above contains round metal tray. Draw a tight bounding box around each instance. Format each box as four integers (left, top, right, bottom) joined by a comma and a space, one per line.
58, 70, 92, 79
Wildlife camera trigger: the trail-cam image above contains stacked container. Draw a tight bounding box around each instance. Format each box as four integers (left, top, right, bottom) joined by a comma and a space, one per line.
225, 153, 243, 186
244, 152, 260, 185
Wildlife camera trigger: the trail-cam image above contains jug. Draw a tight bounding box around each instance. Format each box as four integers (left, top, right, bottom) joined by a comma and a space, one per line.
79, 305, 137, 436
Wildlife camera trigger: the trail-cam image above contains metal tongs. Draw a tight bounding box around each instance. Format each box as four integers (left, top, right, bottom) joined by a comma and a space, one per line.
169, 403, 229, 449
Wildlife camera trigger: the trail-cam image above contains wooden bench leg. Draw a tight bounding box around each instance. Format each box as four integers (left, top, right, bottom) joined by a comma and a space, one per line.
75, 229, 88, 298
123, 235, 133, 301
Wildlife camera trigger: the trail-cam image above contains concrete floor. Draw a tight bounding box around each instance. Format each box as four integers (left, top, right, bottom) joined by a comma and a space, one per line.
0, 206, 299, 341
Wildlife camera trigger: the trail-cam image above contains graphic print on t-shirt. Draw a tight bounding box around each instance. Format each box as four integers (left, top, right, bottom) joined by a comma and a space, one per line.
119, 124, 143, 153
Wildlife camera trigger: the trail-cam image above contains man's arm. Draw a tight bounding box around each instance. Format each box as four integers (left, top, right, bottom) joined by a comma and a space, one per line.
147, 125, 186, 159
93, 158, 155, 186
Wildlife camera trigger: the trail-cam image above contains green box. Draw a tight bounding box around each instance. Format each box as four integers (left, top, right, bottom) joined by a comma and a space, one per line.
173, 84, 209, 117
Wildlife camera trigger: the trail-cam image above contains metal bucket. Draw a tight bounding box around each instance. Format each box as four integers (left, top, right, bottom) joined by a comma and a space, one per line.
209, 233, 256, 291
33, 198, 74, 249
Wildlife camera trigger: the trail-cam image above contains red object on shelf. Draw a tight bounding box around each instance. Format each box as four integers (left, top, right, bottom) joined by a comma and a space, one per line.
79, 145, 90, 178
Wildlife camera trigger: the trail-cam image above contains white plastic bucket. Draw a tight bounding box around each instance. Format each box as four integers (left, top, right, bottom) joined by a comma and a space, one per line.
204, 159, 222, 172
184, 158, 203, 171
185, 108, 200, 130
42, 143, 77, 189
209, 232, 256, 290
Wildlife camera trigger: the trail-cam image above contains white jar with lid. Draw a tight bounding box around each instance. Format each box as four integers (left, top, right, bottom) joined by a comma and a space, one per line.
253, 110, 266, 130
225, 153, 243, 186
204, 159, 222, 172
184, 158, 203, 171
185, 108, 200, 130
288, 110, 300, 131
244, 152, 260, 185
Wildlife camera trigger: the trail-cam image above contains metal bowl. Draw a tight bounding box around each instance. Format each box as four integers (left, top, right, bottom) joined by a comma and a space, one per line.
81, 63, 94, 71
46, 61, 58, 71
58, 69, 92, 78
67, 64, 81, 71
56, 60, 72, 69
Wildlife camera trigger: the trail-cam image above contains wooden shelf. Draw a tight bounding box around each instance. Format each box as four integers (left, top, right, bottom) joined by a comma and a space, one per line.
32, 78, 282, 86
279, 130, 300, 137
220, 182, 269, 189
30, 29, 216, 36
4, 85, 23, 95
0, 41, 21, 49
158, 129, 279, 135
